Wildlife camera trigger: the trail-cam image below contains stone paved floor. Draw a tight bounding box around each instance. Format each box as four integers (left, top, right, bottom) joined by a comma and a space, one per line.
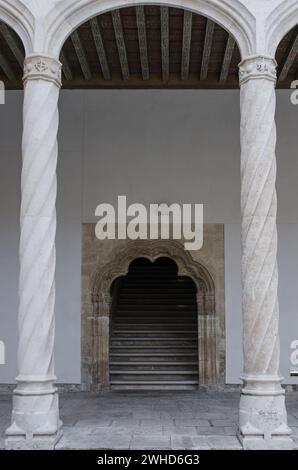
0, 391, 298, 450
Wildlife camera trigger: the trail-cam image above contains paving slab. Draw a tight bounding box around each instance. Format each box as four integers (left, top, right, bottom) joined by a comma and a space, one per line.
174, 419, 211, 427
130, 434, 171, 450
171, 435, 211, 450
206, 435, 242, 450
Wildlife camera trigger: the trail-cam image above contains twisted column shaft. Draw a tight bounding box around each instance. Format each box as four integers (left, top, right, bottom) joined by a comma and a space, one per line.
238, 56, 292, 449
19, 78, 58, 380
6, 54, 62, 449
240, 57, 279, 379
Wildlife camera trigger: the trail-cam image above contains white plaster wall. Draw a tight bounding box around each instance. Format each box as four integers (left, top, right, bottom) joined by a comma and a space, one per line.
0, 89, 297, 384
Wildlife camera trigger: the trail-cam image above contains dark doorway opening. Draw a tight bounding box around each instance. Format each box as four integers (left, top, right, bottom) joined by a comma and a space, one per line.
110, 257, 198, 390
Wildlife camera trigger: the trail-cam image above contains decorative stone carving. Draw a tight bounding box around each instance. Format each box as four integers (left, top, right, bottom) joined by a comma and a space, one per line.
238, 55, 293, 450
23, 54, 62, 87
239, 55, 277, 85
91, 239, 214, 302
5, 54, 62, 450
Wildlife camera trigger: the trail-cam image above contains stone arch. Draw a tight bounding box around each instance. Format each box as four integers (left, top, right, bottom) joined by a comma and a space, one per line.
45, 0, 255, 59
0, 0, 34, 54
91, 240, 215, 317
83, 240, 219, 391
266, 0, 298, 56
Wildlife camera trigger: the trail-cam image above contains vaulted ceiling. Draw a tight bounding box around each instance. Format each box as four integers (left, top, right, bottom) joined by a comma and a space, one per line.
0, 6, 297, 89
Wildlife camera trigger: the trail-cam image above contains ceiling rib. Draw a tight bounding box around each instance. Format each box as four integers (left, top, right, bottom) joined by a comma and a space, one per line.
90, 17, 111, 81
71, 30, 92, 80
60, 51, 73, 81
279, 31, 298, 81
111, 9, 130, 81
200, 19, 214, 80
219, 35, 235, 82
136, 6, 149, 81
160, 7, 169, 81
181, 11, 192, 80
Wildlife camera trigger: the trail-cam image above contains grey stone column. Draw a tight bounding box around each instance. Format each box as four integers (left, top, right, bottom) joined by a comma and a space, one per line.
238, 55, 292, 450
5, 54, 62, 450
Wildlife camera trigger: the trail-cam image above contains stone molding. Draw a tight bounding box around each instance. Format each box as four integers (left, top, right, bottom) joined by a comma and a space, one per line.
0, 1, 34, 53
91, 239, 215, 317
266, 0, 298, 55
23, 54, 62, 87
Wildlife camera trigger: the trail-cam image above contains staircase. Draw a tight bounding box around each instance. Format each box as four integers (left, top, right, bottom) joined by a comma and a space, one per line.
109, 257, 199, 390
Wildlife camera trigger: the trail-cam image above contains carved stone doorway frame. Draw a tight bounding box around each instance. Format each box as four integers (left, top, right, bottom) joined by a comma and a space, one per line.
82, 227, 225, 391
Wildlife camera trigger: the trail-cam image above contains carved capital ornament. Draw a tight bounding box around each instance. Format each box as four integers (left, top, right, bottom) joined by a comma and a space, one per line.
23, 54, 62, 87
239, 55, 277, 86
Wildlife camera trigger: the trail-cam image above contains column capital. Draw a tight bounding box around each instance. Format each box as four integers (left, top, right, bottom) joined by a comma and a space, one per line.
23, 54, 62, 88
238, 55, 277, 86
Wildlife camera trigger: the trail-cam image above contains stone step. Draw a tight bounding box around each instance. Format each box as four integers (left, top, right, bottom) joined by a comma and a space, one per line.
122, 271, 192, 285
111, 340, 198, 347
114, 317, 196, 322
110, 380, 198, 390
114, 324, 196, 328
110, 371, 198, 381
110, 384, 198, 390
118, 302, 195, 308
118, 298, 195, 302
110, 353, 197, 361
110, 361, 198, 365
114, 321, 197, 325
120, 288, 194, 293
112, 329, 197, 334
121, 283, 194, 288
114, 320, 196, 325
116, 306, 196, 310
115, 312, 196, 317
111, 336, 197, 341
110, 347, 198, 354
121, 289, 192, 293
110, 358, 197, 363
110, 352, 197, 357
110, 369, 197, 374
113, 330, 196, 335
110, 363, 198, 371
110, 345, 198, 357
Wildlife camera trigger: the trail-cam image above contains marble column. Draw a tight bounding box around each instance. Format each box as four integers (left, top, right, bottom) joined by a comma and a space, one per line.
5, 54, 62, 450
238, 55, 292, 449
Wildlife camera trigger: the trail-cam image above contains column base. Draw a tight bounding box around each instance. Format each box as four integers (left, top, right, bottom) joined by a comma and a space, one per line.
239, 375, 293, 450
5, 378, 63, 450
5, 428, 63, 450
